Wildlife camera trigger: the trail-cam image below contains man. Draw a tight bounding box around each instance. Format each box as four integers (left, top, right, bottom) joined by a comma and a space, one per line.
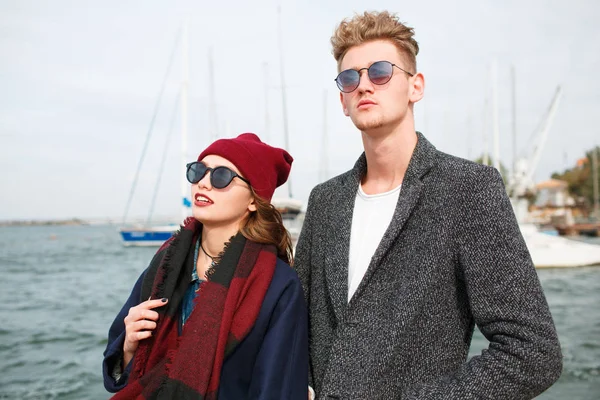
295, 11, 562, 400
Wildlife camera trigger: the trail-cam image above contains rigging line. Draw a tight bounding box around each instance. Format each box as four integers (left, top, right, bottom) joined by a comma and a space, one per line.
146, 90, 181, 225
122, 25, 182, 225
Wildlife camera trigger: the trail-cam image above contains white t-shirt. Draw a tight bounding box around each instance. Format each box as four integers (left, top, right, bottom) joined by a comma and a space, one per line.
347, 183, 401, 302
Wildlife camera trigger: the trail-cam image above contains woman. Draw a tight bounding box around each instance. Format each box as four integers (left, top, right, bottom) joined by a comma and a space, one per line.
103, 133, 308, 399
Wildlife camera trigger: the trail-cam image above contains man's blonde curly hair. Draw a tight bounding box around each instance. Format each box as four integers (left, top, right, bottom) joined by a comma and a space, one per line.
331, 11, 419, 73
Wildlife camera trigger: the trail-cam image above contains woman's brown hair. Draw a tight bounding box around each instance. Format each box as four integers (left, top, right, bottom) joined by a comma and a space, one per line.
240, 189, 294, 266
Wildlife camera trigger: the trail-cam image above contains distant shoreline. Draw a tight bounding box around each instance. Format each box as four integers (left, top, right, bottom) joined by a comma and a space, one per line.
0, 217, 181, 227
0, 218, 89, 227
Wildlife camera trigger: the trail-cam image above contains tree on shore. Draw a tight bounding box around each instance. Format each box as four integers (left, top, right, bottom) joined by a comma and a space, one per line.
551, 146, 600, 210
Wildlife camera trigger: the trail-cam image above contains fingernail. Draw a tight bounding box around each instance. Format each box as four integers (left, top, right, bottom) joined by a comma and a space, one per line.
161, 298, 168, 303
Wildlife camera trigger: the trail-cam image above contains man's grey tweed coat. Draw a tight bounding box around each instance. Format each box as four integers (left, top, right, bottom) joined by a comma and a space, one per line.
294, 133, 562, 400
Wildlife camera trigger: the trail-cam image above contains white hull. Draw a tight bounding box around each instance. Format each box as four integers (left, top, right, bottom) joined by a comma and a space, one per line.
520, 224, 600, 268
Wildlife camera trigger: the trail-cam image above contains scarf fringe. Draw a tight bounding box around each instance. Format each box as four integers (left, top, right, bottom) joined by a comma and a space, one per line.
205, 234, 236, 282
122, 217, 275, 400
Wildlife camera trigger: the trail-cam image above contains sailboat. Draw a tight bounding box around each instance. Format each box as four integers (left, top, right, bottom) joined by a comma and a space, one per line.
491, 66, 600, 268
514, 91, 600, 267
119, 23, 191, 246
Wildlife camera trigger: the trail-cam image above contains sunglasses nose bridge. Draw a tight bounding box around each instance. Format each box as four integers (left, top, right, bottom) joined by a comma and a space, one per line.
194, 167, 212, 188
356, 67, 375, 92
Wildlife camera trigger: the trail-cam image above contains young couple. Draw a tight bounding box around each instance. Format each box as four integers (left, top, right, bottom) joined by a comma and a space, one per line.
103, 10, 562, 400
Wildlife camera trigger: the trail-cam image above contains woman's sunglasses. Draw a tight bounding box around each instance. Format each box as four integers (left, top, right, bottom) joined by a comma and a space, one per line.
334, 60, 414, 93
186, 161, 250, 189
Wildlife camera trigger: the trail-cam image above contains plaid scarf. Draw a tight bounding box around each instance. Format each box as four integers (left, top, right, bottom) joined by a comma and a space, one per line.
111, 217, 277, 400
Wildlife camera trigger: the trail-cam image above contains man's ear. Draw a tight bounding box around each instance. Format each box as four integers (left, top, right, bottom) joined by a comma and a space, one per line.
409, 72, 425, 103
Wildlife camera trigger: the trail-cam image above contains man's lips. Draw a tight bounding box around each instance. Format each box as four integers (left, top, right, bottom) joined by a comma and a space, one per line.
357, 99, 376, 109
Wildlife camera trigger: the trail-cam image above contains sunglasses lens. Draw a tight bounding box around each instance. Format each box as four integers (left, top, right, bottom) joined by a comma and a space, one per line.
211, 167, 235, 189
368, 61, 393, 85
187, 162, 207, 184
336, 70, 360, 92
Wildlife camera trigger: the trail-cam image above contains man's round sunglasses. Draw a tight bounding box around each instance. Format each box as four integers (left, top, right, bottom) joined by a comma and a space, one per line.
334, 60, 414, 93
186, 161, 250, 189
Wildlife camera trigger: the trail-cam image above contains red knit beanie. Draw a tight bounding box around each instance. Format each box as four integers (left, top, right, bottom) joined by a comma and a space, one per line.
198, 133, 293, 201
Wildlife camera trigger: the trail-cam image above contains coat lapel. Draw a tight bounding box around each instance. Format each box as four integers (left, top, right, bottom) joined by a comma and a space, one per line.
323, 154, 364, 323
347, 132, 437, 306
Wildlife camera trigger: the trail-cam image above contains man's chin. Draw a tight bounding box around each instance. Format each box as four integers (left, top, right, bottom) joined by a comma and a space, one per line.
353, 117, 384, 132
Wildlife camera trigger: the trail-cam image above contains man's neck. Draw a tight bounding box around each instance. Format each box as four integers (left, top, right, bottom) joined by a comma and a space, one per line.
360, 120, 418, 195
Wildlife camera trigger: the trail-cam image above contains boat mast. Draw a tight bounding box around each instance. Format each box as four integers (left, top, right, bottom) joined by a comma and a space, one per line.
511, 65, 517, 175
277, 5, 292, 198
482, 66, 489, 166
263, 62, 270, 142
320, 89, 328, 183
181, 20, 190, 221
492, 59, 500, 172
208, 46, 219, 140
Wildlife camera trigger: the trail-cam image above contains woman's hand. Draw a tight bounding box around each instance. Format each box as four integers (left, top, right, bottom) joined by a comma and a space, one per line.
122, 298, 168, 367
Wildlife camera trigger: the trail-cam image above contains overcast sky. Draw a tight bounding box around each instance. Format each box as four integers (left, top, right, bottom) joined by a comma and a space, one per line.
1, 0, 598, 221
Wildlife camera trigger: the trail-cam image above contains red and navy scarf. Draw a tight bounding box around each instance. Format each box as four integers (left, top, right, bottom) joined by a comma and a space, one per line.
111, 217, 277, 400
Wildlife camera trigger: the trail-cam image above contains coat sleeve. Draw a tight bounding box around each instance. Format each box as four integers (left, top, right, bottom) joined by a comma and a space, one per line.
295, 187, 319, 304
403, 167, 562, 399
102, 269, 146, 393
248, 274, 309, 400
293, 187, 318, 389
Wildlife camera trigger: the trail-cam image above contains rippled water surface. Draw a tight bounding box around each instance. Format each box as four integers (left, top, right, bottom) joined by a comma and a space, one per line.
0, 225, 598, 399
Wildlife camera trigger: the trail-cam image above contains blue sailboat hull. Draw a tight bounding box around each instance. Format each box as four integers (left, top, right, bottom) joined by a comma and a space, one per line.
119, 226, 178, 247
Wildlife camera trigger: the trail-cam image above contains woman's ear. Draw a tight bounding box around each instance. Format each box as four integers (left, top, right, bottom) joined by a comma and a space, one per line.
248, 198, 257, 213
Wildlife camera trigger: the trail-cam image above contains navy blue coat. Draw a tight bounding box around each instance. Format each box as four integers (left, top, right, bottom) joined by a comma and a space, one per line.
103, 258, 309, 399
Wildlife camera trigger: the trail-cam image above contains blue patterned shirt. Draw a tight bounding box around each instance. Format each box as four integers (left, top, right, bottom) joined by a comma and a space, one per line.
181, 236, 204, 327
